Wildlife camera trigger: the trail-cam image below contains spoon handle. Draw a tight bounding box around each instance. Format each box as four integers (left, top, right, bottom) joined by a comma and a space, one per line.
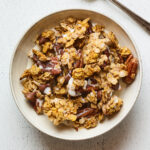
110, 0, 150, 32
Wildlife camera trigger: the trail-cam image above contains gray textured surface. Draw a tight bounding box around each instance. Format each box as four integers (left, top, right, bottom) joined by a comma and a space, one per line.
0, 0, 150, 149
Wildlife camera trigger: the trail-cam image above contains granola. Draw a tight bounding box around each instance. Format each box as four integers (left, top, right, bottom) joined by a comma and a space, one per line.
20, 17, 138, 130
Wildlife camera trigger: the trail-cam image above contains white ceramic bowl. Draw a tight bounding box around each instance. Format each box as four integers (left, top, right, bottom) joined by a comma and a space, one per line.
10, 9, 142, 140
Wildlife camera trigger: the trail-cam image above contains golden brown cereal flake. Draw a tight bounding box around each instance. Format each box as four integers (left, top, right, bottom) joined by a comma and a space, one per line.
84, 64, 100, 77
72, 68, 85, 79
102, 96, 123, 115
120, 47, 131, 57
41, 30, 55, 41
42, 42, 53, 53
32, 49, 48, 61
86, 90, 97, 104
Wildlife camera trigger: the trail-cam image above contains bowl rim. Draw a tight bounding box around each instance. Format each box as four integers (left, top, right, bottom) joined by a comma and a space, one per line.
9, 9, 143, 141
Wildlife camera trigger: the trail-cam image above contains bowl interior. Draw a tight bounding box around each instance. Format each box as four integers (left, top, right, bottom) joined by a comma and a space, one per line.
10, 9, 142, 140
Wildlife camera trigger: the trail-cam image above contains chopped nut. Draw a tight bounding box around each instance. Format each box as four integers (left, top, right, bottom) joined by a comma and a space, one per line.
37, 35, 49, 45
124, 55, 138, 84
24, 92, 36, 102
77, 108, 94, 119
97, 90, 102, 102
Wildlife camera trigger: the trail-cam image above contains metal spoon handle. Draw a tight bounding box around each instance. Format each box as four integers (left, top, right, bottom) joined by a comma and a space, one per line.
110, 0, 150, 32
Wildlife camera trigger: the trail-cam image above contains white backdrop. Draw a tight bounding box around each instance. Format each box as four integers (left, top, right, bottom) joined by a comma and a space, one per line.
0, 0, 150, 150
118, 0, 150, 22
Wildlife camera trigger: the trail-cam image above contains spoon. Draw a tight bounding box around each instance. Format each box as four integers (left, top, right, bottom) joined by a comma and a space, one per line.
109, 0, 150, 32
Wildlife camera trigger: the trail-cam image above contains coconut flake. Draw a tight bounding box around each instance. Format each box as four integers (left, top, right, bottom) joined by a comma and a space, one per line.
113, 96, 119, 103
57, 55, 61, 60
44, 87, 51, 95
33, 44, 41, 51
63, 34, 67, 38
28, 50, 34, 58
45, 67, 52, 70
39, 65, 43, 69
81, 98, 86, 103
87, 79, 92, 85
83, 80, 88, 90
119, 70, 127, 77
51, 98, 59, 103
100, 43, 105, 49
70, 28, 75, 33
92, 22, 97, 26
94, 48, 100, 53
36, 99, 43, 107
67, 78, 77, 96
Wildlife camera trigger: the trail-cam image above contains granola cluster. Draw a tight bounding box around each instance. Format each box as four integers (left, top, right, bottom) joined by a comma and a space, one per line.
20, 17, 138, 129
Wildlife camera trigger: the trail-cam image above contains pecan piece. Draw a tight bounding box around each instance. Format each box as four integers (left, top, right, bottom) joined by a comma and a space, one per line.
97, 90, 102, 102
125, 54, 133, 65
74, 60, 81, 68
77, 85, 99, 94
39, 84, 50, 93
118, 53, 124, 63
40, 57, 62, 75
73, 39, 85, 49
74, 58, 83, 68
32, 54, 47, 68
111, 82, 119, 90
53, 43, 64, 55
24, 92, 36, 102
86, 85, 94, 92
79, 57, 84, 68
77, 108, 94, 119
103, 49, 110, 57
74, 50, 84, 68
51, 69, 62, 75
50, 57, 59, 65
86, 21, 93, 34
123, 55, 138, 84
38, 35, 49, 45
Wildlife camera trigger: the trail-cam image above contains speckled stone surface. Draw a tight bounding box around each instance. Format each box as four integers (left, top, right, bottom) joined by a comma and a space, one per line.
0, 0, 150, 149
